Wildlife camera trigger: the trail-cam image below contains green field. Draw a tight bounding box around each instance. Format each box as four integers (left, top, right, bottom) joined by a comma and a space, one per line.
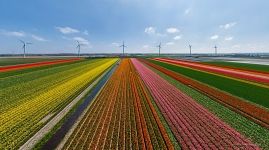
0, 58, 63, 66
148, 64, 269, 149
203, 61, 269, 73
149, 59, 269, 109
0, 58, 117, 149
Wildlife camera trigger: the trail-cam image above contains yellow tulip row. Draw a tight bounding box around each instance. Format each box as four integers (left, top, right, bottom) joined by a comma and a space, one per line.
1, 59, 105, 112
0, 58, 118, 149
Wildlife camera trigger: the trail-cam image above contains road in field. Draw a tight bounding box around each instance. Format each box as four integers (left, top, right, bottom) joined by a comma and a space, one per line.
154, 58, 269, 85
63, 59, 173, 150
132, 58, 259, 149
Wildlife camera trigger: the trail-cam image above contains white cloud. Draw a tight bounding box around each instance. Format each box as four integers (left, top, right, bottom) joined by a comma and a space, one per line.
174, 35, 182, 40
225, 36, 233, 41
56, 26, 80, 34
31, 34, 47, 41
220, 22, 237, 30
145, 27, 156, 34
184, 8, 191, 15
73, 37, 90, 45
1, 30, 25, 37
83, 30, 89, 35
1, 30, 47, 42
144, 26, 166, 37
166, 42, 174, 45
143, 45, 149, 49
210, 35, 219, 40
112, 42, 120, 47
232, 44, 240, 49
166, 27, 180, 34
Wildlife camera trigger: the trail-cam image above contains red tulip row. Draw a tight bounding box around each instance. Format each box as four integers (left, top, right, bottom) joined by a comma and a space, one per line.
132, 58, 259, 149
64, 59, 173, 149
154, 58, 269, 85
0, 58, 80, 72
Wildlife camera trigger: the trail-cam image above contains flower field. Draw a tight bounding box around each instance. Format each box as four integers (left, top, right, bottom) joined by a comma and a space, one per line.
1, 57, 268, 149
0, 58, 64, 66
148, 59, 269, 109
149, 65, 269, 149
154, 58, 269, 85
0, 58, 80, 72
62, 59, 174, 149
132, 58, 259, 149
142, 59, 269, 128
203, 61, 269, 73
0, 58, 117, 149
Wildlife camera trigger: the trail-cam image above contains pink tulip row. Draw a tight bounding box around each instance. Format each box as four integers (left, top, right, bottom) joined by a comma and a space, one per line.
132, 58, 259, 149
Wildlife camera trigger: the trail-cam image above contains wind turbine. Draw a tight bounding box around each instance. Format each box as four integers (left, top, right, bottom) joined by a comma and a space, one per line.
19, 40, 32, 58
189, 44, 192, 56
157, 42, 161, 57
214, 45, 218, 55
76, 41, 85, 57
120, 41, 127, 56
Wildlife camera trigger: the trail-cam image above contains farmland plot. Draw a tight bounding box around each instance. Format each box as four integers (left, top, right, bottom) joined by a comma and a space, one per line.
154, 58, 269, 85
63, 59, 174, 150
0, 58, 117, 149
132, 58, 259, 149
203, 61, 269, 73
148, 63, 269, 149
0, 58, 80, 72
148, 59, 269, 109
0, 58, 61, 66
143, 59, 269, 129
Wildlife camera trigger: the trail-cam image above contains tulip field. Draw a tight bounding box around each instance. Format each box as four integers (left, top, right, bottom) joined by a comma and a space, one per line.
154, 58, 269, 85
1, 57, 269, 149
62, 59, 176, 149
0, 58, 64, 66
203, 61, 269, 73
0, 58, 80, 72
0, 58, 117, 149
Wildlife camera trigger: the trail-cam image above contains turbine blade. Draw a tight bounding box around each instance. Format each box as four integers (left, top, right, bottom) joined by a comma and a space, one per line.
19, 40, 25, 44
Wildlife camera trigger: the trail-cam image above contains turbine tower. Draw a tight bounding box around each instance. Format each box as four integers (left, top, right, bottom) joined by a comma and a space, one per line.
189, 44, 192, 56
76, 41, 84, 57
120, 41, 127, 56
157, 42, 161, 57
19, 40, 32, 58
214, 45, 218, 55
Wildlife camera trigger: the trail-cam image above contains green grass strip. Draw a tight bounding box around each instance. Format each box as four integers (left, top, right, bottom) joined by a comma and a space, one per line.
147, 64, 269, 149
149, 59, 269, 109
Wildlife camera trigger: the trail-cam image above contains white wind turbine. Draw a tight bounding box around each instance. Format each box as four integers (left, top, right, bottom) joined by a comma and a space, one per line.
19, 40, 32, 58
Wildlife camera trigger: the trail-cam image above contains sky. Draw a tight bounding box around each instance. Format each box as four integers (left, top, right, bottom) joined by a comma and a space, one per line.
0, 0, 269, 54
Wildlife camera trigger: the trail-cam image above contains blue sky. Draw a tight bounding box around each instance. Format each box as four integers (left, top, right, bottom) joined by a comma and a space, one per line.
0, 0, 269, 54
